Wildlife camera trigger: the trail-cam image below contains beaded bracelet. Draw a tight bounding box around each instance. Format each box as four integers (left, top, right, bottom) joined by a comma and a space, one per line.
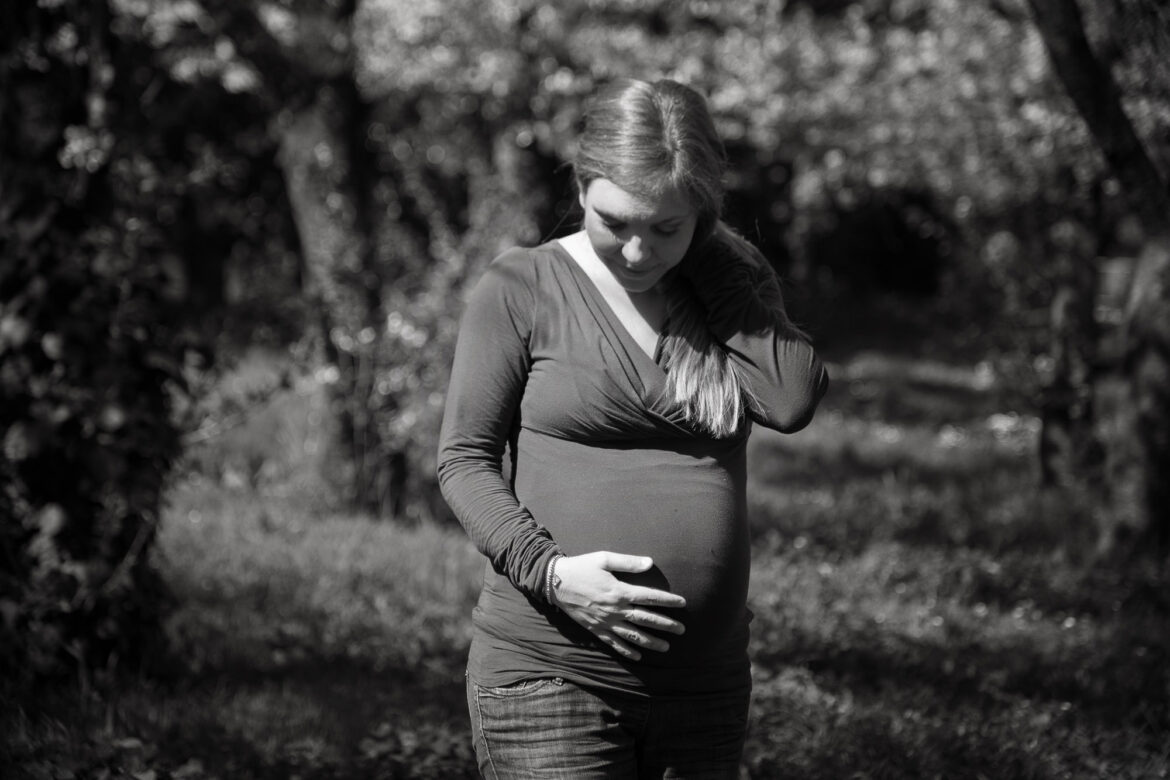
544, 553, 564, 606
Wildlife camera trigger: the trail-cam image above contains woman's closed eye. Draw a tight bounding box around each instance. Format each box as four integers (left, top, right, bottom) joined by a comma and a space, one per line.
601, 220, 680, 237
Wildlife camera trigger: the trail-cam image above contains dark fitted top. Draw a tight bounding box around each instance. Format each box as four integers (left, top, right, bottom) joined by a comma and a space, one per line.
437, 240, 827, 696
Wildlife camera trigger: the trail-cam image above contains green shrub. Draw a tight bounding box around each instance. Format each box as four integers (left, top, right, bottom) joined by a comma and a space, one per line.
0, 227, 190, 682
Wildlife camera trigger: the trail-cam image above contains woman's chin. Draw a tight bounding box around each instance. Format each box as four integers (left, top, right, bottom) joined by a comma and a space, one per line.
614, 271, 666, 294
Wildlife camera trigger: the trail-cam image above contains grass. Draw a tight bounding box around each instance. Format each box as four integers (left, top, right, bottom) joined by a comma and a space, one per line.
4, 478, 484, 780
3, 350, 1168, 779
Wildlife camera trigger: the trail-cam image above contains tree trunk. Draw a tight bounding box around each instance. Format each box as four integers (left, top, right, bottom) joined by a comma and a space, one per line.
1124, 237, 1170, 551
276, 90, 394, 513
1027, 0, 1170, 549
1038, 230, 1102, 491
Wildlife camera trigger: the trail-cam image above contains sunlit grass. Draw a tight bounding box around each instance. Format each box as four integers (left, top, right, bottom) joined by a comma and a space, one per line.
159, 477, 482, 676
3, 476, 484, 779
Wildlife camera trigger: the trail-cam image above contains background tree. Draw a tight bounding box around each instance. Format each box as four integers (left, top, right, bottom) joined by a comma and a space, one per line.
1027, 0, 1170, 546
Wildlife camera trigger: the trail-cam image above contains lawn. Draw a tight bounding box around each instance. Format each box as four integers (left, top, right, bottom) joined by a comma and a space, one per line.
3, 351, 1168, 779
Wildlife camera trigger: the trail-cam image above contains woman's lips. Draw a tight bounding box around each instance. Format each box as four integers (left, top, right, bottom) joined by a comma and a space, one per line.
607, 259, 658, 279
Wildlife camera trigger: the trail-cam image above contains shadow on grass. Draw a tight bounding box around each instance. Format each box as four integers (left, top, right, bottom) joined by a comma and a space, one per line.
744, 678, 1060, 780
746, 421, 1111, 563
821, 371, 1003, 427
755, 619, 1169, 731
4, 645, 478, 780
151, 652, 475, 779
744, 615, 1170, 779
753, 434, 1028, 487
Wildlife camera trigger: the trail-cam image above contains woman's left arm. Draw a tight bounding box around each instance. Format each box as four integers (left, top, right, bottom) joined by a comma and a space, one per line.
683, 237, 829, 433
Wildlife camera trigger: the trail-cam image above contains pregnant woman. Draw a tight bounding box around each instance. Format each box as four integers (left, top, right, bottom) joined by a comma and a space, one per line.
437, 78, 828, 779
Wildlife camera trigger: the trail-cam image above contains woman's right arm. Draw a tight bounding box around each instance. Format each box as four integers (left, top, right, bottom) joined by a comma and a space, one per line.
438, 249, 686, 660
437, 250, 561, 601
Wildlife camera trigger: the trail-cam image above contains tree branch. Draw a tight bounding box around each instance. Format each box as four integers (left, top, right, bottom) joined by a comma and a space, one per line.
1026, 0, 1170, 235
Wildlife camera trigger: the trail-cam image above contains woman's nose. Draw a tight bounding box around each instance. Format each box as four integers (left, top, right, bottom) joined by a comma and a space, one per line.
622, 235, 650, 265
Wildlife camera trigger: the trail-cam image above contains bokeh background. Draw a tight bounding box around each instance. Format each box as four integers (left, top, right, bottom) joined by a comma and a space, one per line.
3, 0, 1169, 777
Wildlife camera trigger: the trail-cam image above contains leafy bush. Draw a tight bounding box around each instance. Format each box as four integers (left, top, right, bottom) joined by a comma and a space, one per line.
0, 226, 191, 681
0, 0, 195, 682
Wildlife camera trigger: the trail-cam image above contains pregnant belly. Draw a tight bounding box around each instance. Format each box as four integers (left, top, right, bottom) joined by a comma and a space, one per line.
514, 432, 751, 661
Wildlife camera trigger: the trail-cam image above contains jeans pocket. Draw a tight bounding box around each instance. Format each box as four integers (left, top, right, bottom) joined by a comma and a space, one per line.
469, 677, 634, 778
477, 677, 561, 698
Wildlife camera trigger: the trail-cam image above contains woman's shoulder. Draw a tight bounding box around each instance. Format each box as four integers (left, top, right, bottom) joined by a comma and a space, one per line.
488, 241, 564, 275
478, 241, 568, 293
467, 241, 567, 313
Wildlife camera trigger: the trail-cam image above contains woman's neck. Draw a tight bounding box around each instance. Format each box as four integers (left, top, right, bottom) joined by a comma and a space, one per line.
557, 232, 669, 357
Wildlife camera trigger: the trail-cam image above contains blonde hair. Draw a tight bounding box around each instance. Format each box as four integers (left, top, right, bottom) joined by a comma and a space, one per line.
574, 79, 800, 437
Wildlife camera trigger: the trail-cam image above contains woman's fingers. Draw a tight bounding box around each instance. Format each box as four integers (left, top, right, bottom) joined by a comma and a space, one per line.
613, 624, 670, 652
625, 608, 685, 635
596, 622, 673, 658
595, 551, 655, 573
597, 629, 641, 661
567, 552, 687, 609
554, 552, 688, 657
626, 583, 687, 610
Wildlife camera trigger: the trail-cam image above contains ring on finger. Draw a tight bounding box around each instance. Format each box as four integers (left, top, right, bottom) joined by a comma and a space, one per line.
616, 626, 643, 644
626, 610, 656, 628
603, 632, 637, 657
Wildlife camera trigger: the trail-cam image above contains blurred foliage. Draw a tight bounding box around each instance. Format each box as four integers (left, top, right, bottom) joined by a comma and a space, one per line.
54, 0, 1164, 524
0, 0, 197, 680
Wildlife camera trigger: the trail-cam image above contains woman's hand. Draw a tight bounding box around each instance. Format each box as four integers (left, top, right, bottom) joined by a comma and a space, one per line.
551, 552, 686, 661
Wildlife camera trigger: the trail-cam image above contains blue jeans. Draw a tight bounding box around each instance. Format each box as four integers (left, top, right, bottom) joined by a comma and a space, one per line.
466, 674, 750, 779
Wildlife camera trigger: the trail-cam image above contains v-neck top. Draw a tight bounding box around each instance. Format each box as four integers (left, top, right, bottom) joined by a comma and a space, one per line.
559, 237, 670, 363
437, 241, 828, 696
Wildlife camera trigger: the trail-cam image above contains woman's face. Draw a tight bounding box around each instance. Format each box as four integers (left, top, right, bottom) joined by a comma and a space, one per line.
580, 178, 698, 294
